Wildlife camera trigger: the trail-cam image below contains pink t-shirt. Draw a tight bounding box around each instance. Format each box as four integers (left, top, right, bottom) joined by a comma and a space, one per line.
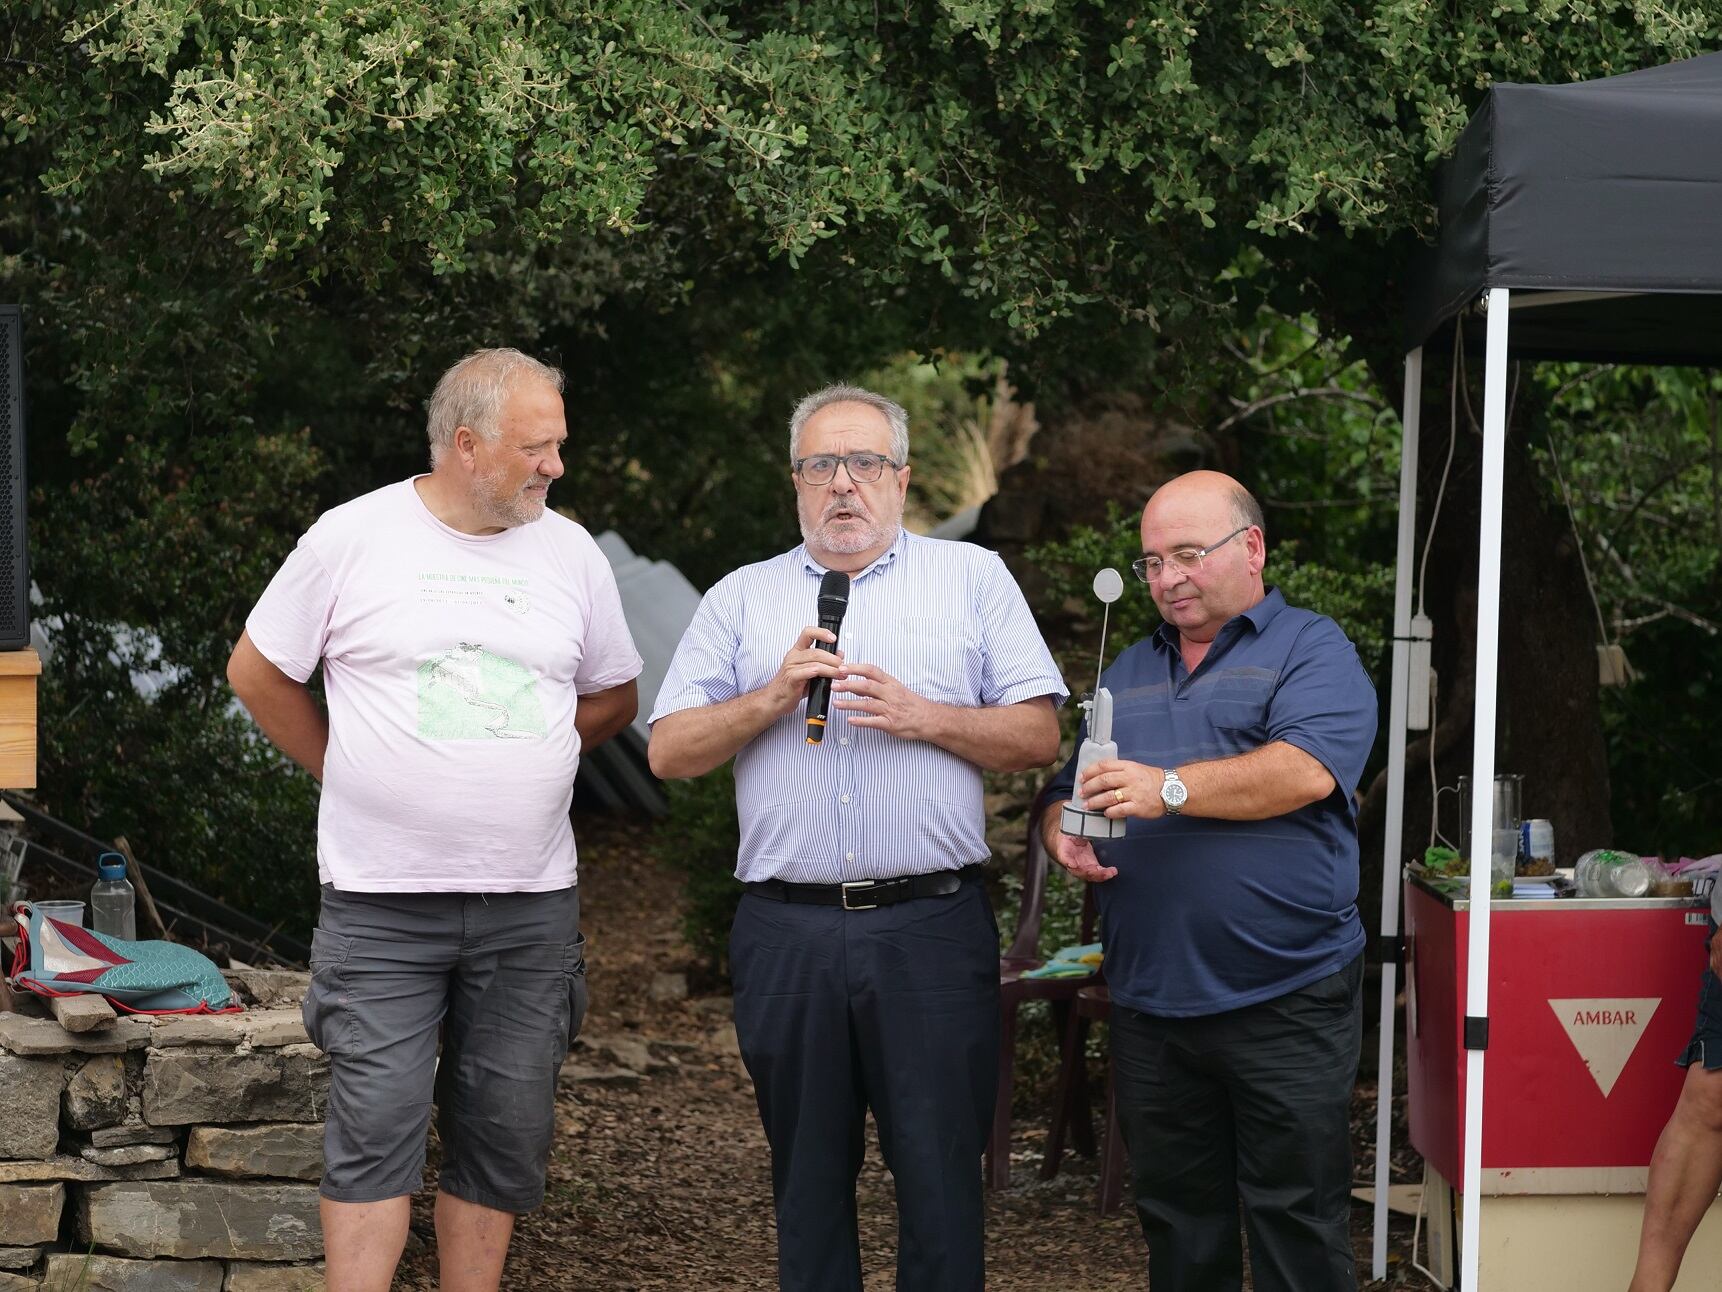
246, 478, 643, 893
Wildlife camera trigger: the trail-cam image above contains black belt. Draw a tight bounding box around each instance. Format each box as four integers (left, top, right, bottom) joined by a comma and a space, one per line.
745, 866, 984, 912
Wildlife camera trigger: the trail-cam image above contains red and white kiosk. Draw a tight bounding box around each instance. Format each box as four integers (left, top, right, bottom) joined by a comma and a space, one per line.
1370, 54, 1722, 1289
1401, 877, 1711, 1285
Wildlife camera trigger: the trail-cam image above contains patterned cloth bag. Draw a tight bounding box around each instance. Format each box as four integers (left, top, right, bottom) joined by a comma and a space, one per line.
7, 901, 239, 1014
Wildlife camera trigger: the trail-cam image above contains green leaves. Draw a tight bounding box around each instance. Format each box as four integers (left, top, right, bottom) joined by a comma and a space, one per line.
12, 0, 1721, 341
8, 0, 1722, 912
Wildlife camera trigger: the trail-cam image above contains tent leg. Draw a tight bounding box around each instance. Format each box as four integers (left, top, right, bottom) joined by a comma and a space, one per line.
1371, 347, 1423, 1279
1460, 289, 1512, 1291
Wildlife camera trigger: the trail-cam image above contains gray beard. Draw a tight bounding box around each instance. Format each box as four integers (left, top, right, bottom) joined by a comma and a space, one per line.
476, 470, 547, 528
800, 515, 897, 554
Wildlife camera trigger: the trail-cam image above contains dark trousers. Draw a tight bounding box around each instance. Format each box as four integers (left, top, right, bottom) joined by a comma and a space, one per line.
1111, 954, 1364, 1292
729, 878, 999, 1292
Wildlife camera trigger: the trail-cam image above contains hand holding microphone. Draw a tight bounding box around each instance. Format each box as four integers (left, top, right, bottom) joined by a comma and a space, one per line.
768, 625, 846, 718
763, 571, 851, 731
782, 569, 938, 745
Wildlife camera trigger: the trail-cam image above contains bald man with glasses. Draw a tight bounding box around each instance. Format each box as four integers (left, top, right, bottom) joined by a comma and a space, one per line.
1042, 470, 1378, 1292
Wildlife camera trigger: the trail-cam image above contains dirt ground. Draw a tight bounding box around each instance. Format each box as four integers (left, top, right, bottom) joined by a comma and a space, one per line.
396, 815, 1426, 1290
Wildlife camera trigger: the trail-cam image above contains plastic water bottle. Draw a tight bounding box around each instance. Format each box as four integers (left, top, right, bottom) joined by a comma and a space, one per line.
1575, 849, 1651, 899
90, 853, 137, 940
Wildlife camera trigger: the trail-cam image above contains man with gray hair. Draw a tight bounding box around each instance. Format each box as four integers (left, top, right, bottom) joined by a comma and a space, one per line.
648, 383, 1066, 1290
228, 348, 641, 1292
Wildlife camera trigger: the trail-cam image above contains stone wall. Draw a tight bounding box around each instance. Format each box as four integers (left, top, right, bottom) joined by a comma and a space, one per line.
0, 971, 325, 1291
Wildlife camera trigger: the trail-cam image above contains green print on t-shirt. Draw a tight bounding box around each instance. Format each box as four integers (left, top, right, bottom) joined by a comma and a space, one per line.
416, 643, 547, 740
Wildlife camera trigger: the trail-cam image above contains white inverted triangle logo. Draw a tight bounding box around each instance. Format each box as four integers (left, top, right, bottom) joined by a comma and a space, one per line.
1549, 998, 1661, 1097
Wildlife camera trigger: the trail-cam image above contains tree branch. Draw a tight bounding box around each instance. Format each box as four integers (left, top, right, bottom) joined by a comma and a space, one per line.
1214, 385, 1385, 433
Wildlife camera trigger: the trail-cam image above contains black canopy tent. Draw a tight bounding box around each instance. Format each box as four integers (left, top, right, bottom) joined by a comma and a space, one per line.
1369, 52, 1722, 1286
1405, 52, 1722, 364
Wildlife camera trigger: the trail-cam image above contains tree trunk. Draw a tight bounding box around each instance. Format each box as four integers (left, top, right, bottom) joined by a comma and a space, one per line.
1355, 357, 1613, 924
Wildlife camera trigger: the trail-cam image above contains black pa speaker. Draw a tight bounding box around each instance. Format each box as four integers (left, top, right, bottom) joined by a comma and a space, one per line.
0, 305, 28, 651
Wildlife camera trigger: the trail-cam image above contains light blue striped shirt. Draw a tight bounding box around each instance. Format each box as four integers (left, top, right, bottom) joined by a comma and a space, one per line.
650, 530, 1068, 883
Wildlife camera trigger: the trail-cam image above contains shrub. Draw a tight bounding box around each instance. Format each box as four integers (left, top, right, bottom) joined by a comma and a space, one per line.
654, 766, 745, 978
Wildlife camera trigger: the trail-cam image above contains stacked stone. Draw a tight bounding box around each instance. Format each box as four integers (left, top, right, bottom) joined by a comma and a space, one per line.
0, 972, 326, 1291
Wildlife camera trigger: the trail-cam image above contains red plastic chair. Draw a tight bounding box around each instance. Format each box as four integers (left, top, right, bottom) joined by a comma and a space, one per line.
988, 804, 1100, 1189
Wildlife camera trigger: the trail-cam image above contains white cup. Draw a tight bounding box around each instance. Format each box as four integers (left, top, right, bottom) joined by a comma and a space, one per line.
35, 900, 86, 927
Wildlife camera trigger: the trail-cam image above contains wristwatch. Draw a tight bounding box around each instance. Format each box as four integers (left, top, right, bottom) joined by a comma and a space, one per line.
1160, 768, 1188, 816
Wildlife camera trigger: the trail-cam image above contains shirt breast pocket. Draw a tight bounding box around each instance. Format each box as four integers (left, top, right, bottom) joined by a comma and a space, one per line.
1206, 675, 1274, 741
887, 617, 981, 704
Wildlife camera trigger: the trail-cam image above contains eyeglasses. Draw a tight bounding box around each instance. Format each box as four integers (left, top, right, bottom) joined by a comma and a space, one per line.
793, 453, 901, 485
1132, 526, 1250, 584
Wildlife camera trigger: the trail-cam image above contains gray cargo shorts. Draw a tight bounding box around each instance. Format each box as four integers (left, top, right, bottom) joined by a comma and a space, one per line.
302, 884, 587, 1213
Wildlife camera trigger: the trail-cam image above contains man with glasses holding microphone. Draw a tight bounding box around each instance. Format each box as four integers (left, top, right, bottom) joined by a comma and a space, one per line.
1042, 469, 1377, 1292
648, 384, 1064, 1292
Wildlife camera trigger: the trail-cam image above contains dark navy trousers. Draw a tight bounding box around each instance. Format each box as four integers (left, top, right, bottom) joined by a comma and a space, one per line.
729, 876, 999, 1292
1111, 953, 1364, 1292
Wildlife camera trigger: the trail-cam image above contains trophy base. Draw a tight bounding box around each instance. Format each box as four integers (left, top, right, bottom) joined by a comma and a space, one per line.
1060, 802, 1128, 841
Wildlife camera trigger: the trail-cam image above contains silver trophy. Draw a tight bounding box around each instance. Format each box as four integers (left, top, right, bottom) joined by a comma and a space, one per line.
1060, 568, 1129, 841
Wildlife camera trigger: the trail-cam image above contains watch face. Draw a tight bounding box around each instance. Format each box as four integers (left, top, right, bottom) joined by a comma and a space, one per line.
1162, 775, 1188, 808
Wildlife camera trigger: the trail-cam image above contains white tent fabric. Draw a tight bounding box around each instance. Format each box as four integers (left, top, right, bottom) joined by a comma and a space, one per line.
580, 530, 704, 816
594, 530, 702, 750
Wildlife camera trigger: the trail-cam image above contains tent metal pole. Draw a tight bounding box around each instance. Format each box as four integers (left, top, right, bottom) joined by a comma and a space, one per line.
1460, 288, 1512, 1290
1371, 346, 1423, 1279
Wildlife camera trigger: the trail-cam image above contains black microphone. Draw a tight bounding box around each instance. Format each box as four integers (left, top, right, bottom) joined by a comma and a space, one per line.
805, 570, 850, 744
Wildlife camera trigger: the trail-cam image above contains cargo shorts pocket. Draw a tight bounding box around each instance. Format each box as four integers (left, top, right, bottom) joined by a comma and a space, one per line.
302, 928, 356, 1056
560, 932, 589, 1053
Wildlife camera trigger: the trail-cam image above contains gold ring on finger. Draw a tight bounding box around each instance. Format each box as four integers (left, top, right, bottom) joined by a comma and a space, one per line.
1114, 788, 1126, 805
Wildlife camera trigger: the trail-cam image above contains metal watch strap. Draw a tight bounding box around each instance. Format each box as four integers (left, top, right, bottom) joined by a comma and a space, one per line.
1161, 767, 1187, 815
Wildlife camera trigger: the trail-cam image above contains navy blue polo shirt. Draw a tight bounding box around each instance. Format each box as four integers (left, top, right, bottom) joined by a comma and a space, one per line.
1044, 587, 1377, 1018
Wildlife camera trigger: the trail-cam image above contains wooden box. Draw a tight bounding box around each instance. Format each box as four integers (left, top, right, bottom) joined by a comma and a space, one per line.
0, 648, 41, 788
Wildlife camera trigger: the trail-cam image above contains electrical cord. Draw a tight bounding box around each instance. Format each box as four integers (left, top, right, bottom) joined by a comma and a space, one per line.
1416, 313, 1527, 850
1418, 318, 1520, 615
1416, 326, 1463, 619
1543, 414, 1613, 648
1413, 328, 1463, 848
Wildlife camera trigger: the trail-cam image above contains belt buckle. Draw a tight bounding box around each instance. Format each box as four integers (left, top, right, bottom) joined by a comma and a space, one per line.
841, 881, 878, 912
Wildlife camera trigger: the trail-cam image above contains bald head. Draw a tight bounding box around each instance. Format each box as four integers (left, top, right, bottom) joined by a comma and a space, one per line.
1144, 471, 1264, 540
1139, 471, 1267, 643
